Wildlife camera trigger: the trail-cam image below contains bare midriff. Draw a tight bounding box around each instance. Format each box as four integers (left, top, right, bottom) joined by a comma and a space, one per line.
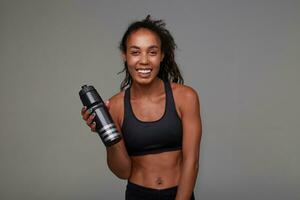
129, 150, 182, 189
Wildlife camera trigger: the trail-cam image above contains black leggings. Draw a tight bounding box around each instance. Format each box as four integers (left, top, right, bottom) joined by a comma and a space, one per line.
125, 181, 195, 200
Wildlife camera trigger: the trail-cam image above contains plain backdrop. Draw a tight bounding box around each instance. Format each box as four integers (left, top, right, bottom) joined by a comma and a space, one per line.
0, 0, 299, 199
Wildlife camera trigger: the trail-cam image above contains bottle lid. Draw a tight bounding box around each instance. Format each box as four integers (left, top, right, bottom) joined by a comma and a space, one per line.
79, 85, 96, 96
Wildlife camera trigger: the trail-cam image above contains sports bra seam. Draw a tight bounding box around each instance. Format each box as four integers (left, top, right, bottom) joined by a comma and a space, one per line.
129, 147, 182, 156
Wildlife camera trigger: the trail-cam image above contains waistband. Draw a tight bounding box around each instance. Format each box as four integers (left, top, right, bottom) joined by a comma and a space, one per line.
126, 181, 178, 194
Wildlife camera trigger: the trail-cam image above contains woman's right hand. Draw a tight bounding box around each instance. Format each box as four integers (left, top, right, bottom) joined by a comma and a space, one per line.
81, 101, 110, 133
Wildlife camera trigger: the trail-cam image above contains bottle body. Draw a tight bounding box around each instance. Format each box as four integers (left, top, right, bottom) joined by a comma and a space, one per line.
79, 85, 122, 146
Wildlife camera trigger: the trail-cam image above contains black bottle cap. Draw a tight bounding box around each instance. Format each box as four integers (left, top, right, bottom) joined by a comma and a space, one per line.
79, 85, 96, 96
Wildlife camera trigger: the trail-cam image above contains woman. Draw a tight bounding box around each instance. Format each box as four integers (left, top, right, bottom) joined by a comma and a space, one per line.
81, 15, 202, 200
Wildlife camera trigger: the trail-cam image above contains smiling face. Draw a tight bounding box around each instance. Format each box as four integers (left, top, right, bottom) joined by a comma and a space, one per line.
122, 28, 164, 85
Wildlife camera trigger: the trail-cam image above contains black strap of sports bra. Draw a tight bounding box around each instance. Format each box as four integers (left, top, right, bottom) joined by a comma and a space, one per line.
164, 80, 178, 116
124, 80, 177, 120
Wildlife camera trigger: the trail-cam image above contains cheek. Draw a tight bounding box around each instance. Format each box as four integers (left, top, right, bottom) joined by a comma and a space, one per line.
127, 65, 135, 74
126, 56, 139, 66
150, 57, 162, 67
126, 61, 136, 76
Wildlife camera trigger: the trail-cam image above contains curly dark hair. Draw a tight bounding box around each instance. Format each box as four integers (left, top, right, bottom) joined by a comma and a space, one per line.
118, 15, 184, 91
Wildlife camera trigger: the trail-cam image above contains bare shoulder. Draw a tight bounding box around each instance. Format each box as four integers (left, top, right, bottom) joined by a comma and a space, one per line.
109, 91, 124, 107
170, 82, 200, 117
170, 82, 199, 102
108, 91, 125, 127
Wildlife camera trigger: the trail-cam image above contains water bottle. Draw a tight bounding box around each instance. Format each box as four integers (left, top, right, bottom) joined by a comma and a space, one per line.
79, 85, 122, 147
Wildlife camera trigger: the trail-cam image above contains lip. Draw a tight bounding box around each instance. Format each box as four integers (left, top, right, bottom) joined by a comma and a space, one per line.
135, 68, 152, 78
135, 67, 152, 71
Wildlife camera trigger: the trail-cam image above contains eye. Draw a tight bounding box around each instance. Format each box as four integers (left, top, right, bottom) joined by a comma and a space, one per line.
130, 51, 139, 56
149, 51, 158, 55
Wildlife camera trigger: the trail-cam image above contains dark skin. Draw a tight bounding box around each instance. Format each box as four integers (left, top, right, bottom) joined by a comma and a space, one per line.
81, 28, 202, 200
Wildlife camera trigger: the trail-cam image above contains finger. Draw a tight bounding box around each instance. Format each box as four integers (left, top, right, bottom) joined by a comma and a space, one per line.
82, 108, 93, 121
105, 100, 110, 109
81, 106, 87, 115
91, 122, 97, 132
86, 112, 96, 126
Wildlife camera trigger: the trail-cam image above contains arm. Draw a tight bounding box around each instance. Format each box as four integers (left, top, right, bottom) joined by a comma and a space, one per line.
175, 87, 202, 200
105, 95, 132, 179
83, 93, 132, 179
106, 138, 131, 179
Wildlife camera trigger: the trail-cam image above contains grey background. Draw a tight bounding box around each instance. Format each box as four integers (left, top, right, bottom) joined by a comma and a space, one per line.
0, 0, 299, 199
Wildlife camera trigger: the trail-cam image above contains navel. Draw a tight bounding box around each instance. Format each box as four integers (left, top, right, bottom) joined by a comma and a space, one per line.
155, 177, 164, 185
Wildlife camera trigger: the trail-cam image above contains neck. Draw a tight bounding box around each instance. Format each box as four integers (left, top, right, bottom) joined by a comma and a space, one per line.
130, 78, 164, 99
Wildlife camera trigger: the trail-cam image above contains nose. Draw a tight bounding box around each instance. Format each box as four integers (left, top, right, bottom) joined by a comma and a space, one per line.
140, 53, 149, 64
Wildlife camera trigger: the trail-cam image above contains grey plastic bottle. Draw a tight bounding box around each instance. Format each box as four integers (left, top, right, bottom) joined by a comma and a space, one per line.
79, 85, 122, 147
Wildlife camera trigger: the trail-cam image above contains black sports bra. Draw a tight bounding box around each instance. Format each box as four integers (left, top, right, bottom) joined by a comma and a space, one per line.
121, 80, 183, 156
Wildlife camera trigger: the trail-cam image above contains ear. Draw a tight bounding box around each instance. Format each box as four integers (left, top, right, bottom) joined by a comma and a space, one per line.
121, 52, 126, 62
160, 52, 164, 62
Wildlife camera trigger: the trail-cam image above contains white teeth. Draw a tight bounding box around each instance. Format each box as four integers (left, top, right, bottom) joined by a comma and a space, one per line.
137, 69, 151, 74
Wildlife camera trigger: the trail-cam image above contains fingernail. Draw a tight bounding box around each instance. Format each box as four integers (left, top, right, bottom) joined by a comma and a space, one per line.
92, 113, 96, 117
92, 122, 96, 125
88, 108, 93, 113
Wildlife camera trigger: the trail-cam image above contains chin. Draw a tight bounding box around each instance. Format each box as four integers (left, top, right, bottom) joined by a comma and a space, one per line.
133, 76, 157, 85
135, 78, 153, 85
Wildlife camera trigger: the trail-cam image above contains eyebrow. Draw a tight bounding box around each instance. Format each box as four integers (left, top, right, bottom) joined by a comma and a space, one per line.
128, 45, 159, 50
